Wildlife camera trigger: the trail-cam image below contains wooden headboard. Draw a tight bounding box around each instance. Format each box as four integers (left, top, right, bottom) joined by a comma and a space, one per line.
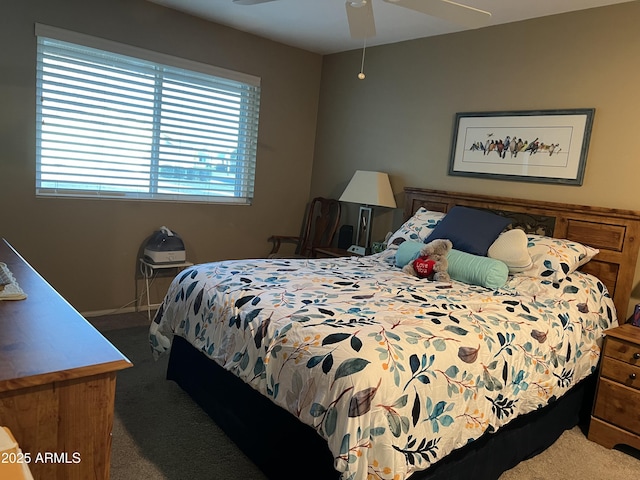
404, 187, 640, 320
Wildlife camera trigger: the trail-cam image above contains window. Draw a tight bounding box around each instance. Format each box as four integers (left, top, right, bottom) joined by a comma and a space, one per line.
35, 24, 261, 204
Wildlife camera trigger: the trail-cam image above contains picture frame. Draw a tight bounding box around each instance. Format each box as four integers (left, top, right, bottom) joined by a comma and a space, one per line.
448, 109, 595, 185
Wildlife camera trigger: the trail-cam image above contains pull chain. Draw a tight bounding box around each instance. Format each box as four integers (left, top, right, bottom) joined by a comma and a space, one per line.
358, 38, 367, 80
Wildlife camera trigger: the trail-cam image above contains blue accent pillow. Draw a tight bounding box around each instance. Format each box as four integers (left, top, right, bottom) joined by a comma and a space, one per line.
426, 206, 511, 256
395, 240, 425, 267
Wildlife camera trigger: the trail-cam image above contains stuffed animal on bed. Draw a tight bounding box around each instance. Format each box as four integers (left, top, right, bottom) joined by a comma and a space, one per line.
395, 238, 452, 282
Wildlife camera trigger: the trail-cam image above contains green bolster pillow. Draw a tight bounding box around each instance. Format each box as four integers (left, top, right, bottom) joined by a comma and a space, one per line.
447, 249, 509, 289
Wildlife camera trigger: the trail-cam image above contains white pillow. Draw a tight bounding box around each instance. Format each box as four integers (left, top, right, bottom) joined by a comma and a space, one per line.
488, 229, 533, 273
520, 234, 599, 283
386, 207, 445, 249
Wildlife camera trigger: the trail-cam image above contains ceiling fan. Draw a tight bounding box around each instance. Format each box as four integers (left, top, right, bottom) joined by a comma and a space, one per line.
232, 0, 492, 39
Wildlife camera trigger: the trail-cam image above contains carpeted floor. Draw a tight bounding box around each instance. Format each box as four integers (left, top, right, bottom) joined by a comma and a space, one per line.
103, 324, 266, 480
103, 323, 640, 480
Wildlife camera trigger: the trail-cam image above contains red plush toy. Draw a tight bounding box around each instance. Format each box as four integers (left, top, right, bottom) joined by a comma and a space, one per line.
412, 257, 436, 278
401, 238, 452, 282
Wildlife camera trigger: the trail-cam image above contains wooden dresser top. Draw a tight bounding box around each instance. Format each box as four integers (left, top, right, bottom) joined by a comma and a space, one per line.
0, 239, 132, 392
606, 323, 640, 345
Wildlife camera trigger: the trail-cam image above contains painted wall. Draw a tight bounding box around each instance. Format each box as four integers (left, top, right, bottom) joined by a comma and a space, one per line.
3, 1, 640, 317
0, 0, 322, 313
311, 2, 640, 317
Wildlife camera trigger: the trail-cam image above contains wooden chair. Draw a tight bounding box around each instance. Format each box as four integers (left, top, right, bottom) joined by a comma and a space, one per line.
268, 197, 341, 258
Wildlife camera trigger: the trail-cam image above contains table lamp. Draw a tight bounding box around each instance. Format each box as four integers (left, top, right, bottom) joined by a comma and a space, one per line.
339, 170, 396, 255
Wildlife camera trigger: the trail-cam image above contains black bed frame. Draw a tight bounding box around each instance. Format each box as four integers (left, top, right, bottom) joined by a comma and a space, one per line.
168, 334, 595, 480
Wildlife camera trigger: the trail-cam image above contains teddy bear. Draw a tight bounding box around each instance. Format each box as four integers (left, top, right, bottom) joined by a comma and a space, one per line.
396, 238, 452, 282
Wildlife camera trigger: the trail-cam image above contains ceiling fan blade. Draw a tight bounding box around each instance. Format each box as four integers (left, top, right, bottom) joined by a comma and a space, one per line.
232, 0, 278, 5
383, 0, 491, 29
345, 1, 376, 39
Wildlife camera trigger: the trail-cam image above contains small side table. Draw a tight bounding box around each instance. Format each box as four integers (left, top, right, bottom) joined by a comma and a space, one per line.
138, 258, 193, 321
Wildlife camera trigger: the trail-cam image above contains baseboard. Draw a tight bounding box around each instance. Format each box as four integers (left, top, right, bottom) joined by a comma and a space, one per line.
82, 305, 155, 318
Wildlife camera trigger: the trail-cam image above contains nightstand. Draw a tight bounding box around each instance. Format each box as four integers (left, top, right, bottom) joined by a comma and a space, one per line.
314, 247, 363, 258
588, 323, 640, 451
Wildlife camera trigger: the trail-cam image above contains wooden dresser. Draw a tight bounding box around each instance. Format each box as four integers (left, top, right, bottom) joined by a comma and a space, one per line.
0, 239, 132, 479
588, 323, 640, 451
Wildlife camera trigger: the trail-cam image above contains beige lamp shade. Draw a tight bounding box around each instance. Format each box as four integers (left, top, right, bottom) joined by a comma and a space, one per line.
339, 170, 397, 208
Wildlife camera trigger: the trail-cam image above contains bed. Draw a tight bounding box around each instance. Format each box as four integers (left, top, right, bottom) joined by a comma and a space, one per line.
149, 188, 640, 480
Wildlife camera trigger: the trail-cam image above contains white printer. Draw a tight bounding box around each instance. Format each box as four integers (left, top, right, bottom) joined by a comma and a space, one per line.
143, 226, 186, 264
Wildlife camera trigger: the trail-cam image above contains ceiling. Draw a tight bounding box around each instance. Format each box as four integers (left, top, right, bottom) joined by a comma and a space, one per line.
147, 0, 634, 55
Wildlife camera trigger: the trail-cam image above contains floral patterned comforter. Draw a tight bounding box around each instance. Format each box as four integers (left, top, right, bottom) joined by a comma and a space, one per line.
149, 250, 616, 480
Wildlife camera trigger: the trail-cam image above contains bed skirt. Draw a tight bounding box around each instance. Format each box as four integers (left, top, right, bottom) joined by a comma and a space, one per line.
167, 334, 596, 480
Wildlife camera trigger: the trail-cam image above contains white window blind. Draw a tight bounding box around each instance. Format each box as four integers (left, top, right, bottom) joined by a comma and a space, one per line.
35, 24, 261, 204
